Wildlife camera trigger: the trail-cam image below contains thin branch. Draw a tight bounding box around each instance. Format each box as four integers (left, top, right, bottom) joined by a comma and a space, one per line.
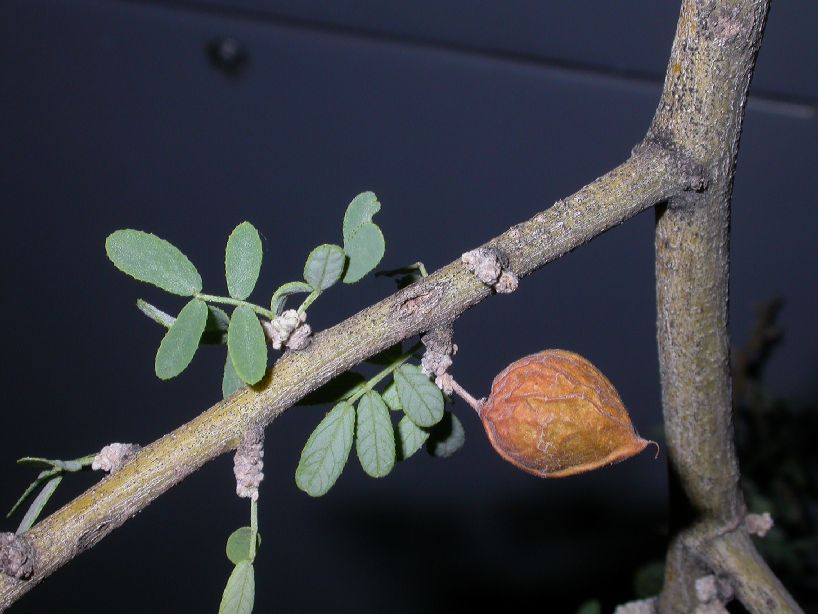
0, 145, 691, 609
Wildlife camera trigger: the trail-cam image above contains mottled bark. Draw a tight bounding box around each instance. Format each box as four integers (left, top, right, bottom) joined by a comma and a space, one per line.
652, 0, 801, 612
0, 0, 802, 612
0, 145, 688, 611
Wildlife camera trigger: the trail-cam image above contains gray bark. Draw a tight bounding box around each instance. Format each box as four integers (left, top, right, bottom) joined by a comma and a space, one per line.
0, 1, 802, 612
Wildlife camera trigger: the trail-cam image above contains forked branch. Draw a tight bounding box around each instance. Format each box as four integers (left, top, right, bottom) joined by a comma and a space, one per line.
0, 0, 802, 612
0, 143, 690, 610
652, 0, 801, 611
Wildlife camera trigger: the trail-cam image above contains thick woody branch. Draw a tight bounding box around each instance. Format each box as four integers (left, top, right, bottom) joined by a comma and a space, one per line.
3, 3, 802, 612
0, 145, 691, 609
652, 0, 800, 612
696, 528, 803, 612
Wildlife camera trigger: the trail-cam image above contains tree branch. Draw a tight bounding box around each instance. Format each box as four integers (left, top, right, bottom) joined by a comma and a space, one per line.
697, 527, 803, 612
652, 0, 801, 611
0, 144, 691, 609
1, 2, 803, 612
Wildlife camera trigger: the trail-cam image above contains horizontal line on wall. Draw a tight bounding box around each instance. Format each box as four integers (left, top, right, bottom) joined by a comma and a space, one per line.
118, 0, 817, 121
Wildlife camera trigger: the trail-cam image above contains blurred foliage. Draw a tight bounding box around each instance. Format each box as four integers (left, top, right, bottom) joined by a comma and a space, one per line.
628, 299, 818, 604
733, 299, 818, 598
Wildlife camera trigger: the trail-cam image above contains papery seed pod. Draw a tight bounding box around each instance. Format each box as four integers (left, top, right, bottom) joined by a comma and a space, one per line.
480, 350, 655, 477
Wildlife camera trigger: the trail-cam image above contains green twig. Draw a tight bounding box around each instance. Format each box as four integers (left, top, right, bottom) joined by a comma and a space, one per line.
347, 341, 422, 405
195, 294, 274, 320
297, 289, 321, 315
249, 499, 258, 562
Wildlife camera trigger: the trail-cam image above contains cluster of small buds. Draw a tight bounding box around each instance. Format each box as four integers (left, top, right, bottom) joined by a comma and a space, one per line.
435, 373, 455, 396
421, 326, 457, 378
0, 533, 35, 579
422, 350, 453, 378
234, 427, 264, 501
613, 599, 657, 614
693, 575, 734, 614
495, 270, 519, 293
461, 247, 518, 294
91, 443, 141, 474
263, 309, 312, 350
419, 326, 485, 412
744, 512, 774, 537
421, 326, 464, 398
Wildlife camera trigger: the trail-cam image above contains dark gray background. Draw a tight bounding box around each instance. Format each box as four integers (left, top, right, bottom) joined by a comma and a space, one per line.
1, 1, 816, 611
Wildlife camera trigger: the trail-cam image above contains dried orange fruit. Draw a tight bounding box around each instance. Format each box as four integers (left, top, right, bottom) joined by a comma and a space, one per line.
480, 350, 654, 477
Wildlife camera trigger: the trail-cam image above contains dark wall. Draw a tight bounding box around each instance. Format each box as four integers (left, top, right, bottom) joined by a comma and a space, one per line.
1, 1, 816, 611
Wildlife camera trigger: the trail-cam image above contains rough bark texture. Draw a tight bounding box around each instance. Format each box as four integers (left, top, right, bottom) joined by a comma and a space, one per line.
0, 0, 803, 611
0, 147, 688, 610
652, 0, 801, 612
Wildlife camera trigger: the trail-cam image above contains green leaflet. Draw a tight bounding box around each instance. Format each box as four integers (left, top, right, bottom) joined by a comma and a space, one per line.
138, 300, 226, 344
8, 454, 94, 525
355, 391, 395, 478
16, 456, 91, 472
155, 299, 208, 379
381, 382, 402, 411
225, 222, 263, 300
396, 416, 429, 461
226, 527, 260, 565
633, 561, 665, 599
270, 281, 313, 316
342, 191, 380, 246
394, 364, 444, 428
227, 306, 267, 385
343, 222, 385, 284
15, 474, 62, 534
7, 468, 59, 519
106, 229, 202, 296
136, 299, 176, 328
219, 561, 255, 614
426, 411, 466, 458
576, 600, 601, 614
295, 401, 355, 497
303, 244, 345, 291
203, 305, 230, 345
222, 353, 244, 399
